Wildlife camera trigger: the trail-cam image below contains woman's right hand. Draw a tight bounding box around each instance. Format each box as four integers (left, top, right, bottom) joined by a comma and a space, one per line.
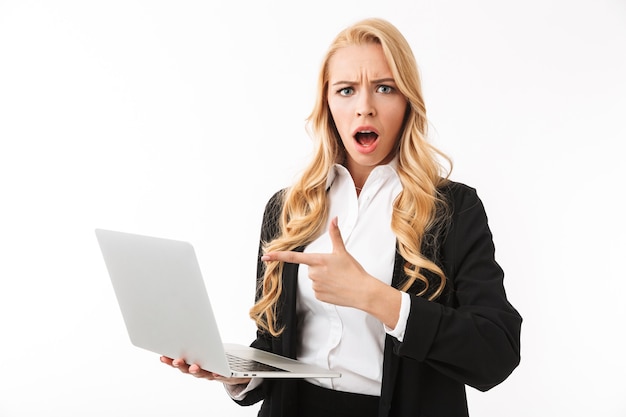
160, 356, 252, 385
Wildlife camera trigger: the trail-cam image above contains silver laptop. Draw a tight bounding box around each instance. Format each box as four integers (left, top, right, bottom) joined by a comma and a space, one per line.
95, 228, 340, 379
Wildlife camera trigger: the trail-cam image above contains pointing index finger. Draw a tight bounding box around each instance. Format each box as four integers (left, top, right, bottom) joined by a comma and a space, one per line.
261, 251, 317, 266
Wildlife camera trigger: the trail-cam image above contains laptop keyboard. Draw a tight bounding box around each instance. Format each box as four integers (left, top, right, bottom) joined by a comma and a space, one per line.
226, 353, 287, 373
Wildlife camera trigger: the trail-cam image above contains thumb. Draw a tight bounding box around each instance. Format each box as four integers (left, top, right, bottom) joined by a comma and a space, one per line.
328, 217, 347, 254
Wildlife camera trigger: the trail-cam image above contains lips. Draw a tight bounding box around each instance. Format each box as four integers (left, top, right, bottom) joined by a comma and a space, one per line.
353, 127, 379, 147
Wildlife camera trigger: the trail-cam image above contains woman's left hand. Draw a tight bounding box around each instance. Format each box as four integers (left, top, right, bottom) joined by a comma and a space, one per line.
261, 217, 378, 309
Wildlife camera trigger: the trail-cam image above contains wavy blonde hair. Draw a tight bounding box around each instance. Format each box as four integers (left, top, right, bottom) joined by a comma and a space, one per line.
250, 18, 452, 336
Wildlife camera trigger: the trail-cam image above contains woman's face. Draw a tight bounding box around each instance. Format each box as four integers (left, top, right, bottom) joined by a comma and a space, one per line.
327, 43, 407, 183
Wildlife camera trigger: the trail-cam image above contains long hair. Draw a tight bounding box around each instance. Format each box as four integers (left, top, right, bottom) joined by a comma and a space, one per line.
250, 18, 452, 337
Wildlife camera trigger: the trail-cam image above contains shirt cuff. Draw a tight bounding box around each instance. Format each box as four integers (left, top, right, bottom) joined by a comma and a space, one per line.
384, 291, 410, 342
223, 378, 263, 400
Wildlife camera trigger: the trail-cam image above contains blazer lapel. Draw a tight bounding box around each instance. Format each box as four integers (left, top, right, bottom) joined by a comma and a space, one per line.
278, 247, 304, 359
378, 249, 405, 416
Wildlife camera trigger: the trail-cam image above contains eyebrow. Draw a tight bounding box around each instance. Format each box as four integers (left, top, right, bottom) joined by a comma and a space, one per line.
331, 77, 396, 86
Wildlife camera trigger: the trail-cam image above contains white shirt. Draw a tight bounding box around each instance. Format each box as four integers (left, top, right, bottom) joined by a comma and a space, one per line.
296, 161, 410, 396
227, 160, 411, 399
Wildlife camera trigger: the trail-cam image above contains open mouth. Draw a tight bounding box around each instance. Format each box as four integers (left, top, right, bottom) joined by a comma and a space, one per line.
354, 131, 379, 147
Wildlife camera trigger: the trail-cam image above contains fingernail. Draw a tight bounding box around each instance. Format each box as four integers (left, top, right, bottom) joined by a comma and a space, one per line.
261, 255, 270, 261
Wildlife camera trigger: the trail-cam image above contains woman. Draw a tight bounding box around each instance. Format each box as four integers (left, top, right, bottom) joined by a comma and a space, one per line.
162, 17, 522, 417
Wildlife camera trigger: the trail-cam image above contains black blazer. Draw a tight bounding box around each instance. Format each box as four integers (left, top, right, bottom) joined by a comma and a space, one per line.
236, 181, 522, 417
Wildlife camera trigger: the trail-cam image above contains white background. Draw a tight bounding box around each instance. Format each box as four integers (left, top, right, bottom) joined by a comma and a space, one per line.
1, 0, 625, 416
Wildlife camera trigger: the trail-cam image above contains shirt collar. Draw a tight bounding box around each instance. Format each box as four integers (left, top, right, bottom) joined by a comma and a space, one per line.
325, 156, 400, 191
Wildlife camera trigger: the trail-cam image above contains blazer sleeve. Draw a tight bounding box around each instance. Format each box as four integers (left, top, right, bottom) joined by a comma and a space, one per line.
392, 183, 522, 391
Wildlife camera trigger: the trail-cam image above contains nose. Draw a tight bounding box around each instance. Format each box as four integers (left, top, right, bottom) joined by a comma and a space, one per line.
356, 92, 376, 117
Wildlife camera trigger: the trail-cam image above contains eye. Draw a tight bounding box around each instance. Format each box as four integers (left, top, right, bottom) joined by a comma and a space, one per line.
337, 87, 354, 96
377, 85, 394, 94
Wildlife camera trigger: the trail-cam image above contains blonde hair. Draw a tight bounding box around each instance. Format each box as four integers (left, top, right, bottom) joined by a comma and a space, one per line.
250, 18, 452, 336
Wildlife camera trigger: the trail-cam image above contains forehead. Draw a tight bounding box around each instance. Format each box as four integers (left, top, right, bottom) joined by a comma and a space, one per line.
327, 43, 392, 80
